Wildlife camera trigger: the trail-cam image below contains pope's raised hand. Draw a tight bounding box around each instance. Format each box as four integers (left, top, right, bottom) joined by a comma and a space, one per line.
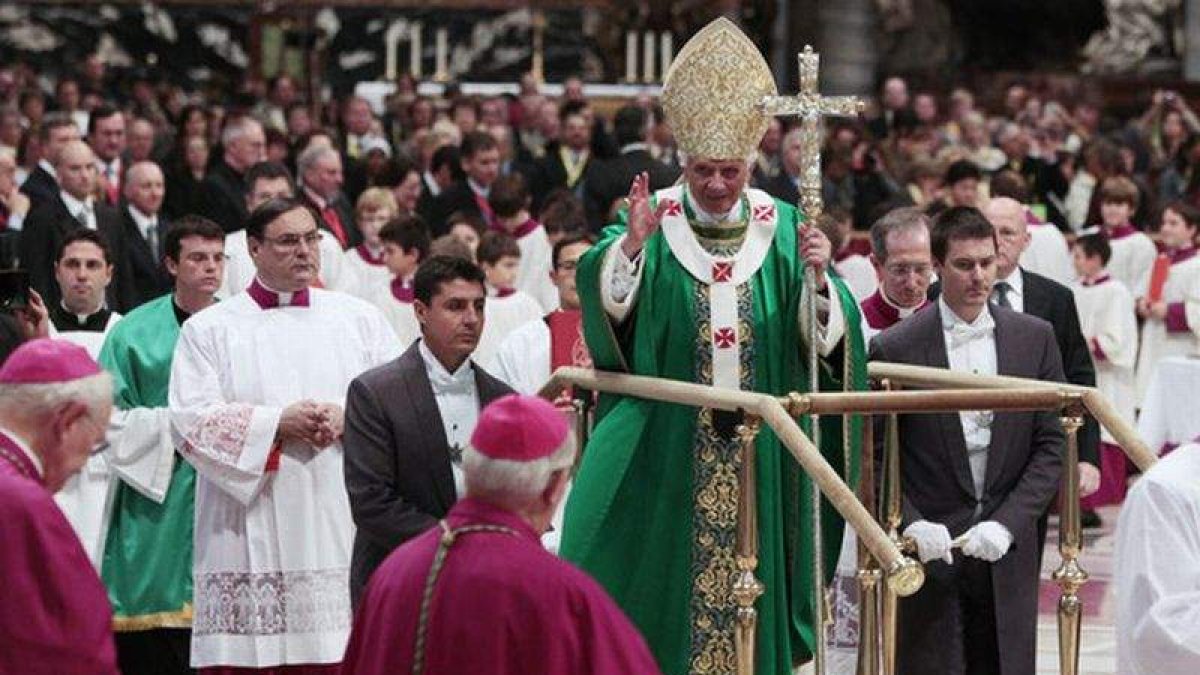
620, 172, 668, 258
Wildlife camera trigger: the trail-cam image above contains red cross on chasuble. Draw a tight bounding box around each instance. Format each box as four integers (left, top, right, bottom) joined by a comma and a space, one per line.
713, 326, 737, 349
712, 262, 734, 282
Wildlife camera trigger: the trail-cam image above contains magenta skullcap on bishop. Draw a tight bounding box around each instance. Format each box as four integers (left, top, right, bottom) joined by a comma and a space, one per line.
0, 339, 101, 384
470, 394, 570, 461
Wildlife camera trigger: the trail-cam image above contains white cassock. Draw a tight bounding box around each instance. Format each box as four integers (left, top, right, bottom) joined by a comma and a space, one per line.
492, 319, 551, 395
474, 289, 545, 372
168, 288, 399, 669
366, 282, 421, 350
1021, 220, 1073, 286
1107, 228, 1158, 296
1114, 442, 1200, 675
1134, 253, 1200, 402
833, 253, 877, 302
52, 312, 122, 568
509, 220, 559, 312
342, 246, 390, 301
219, 229, 357, 298
1071, 276, 1137, 438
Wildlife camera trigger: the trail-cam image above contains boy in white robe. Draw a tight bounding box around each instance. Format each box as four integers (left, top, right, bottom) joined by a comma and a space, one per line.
1070, 231, 1137, 506
367, 214, 431, 349
1135, 202, 1200, 401
342, 188, 397, 300
1097, 176, 1157, 295
488, 173, 559, 311
473, 230, 544, 370
169, 199, 399, 671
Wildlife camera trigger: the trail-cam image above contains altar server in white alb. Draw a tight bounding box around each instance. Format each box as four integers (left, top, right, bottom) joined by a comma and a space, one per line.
169, 198, 399, 672
1069, 231, 1137, 507
1097, 176, 1157, 296
1115, 440, 1200, 675
1134, 201, 1200, 401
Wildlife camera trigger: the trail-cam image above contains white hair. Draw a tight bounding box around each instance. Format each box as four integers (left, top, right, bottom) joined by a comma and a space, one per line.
0, 371, 112, 421
220, 116, 263, 148
463, 432, 577, 506
296, 143, 337, 177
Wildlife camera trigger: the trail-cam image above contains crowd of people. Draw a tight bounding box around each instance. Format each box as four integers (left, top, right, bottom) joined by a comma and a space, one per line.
0, 23, 1198, 675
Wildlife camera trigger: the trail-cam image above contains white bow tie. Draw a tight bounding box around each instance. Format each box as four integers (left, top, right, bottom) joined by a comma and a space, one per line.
947, 322, 993, 349
430, 368, 473, 395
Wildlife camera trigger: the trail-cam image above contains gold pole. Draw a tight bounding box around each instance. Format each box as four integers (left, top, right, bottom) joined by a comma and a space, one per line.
734, 416, 766, 675
856, 413, 880, 675
530, 9, 546, 86
880, 380, 901, 675
1052, 395, 1089, 675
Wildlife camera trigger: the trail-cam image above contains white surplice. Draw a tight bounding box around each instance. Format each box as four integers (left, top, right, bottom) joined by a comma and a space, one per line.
1115, 443, 1200, 675
474, 290, 545, 372
834, 253, 878, 302
1135, 255, 1200, 402
53, 313, 122, 569
1071, 277, 1137, 440
219, 229, 356, 299
342, 247, 390, 301
1108, 229, 1158, 296
512, 223, 559, 313
168, 288, 399, 669
366, 284, 421, 350
492, 318, 551, 395
1021, 221, 1073, 286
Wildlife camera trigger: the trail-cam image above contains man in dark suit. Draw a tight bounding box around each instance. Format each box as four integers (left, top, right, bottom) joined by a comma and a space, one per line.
297, 144, 359, 249
416, 145, 462, 225
20, 112, 80, 211
530, 101, 597, 212
871, 206, 1063, 675
343, 255, 512, 606
114, 161, 172, 310
584, 105, 679, 231
425, 132, 501, 237
19, 140, 127, 311
930, 197, 1102, 519
197, 116, 265, 233
761, 127, 802, 206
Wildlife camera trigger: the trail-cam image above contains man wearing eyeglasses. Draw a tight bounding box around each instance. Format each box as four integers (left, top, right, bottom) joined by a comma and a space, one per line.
168, 197, 399, 673
861, 206, 934, 345
97, 215, 226, 675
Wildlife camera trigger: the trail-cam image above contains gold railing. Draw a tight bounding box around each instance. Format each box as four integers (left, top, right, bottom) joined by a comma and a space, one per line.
540, 364, 1152, 675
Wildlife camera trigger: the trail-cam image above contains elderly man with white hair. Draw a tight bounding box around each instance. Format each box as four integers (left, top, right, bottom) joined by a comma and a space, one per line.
0, 338, 118, 674
298, 143, 360, 249
559, 18, 867, 674
198, 115, 265, 233
342, 394, 661, 675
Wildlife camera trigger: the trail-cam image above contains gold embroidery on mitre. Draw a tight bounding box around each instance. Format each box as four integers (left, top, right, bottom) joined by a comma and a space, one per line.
662, 17, 777, 161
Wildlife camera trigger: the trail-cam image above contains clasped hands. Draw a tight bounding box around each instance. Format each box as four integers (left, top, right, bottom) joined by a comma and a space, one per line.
278, 400, 344, 448
903, 519, 1013, 564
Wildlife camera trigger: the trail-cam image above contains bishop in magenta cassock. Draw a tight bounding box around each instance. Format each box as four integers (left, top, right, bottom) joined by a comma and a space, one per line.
342, 394, 660, 675
0, 339, 118, 675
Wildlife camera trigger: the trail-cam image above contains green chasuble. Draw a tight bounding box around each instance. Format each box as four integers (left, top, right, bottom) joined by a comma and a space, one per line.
559, 186, 868, 675
99, 293, 197, 630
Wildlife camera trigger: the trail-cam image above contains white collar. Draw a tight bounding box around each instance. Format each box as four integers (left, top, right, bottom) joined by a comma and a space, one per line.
60, 298, 106, 324
620, 142, 648, 154
303, 185, 330, 209
995, 267, 1023, 296
0, 425, 42, 477
97, 156, 121, 172
881, 288, 922, 318
253, 276, 303, 306
467, 178, 489, 198
685, 186, 743, 224
938, 296, 994, 332
418, 338, 474, 385
128, 205, 157, 233
423, 171, 441, 196
38, 159, 57, 179
60, 190, 93, 217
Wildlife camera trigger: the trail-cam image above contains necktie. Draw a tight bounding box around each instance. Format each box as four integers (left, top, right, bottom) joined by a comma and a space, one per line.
322, 205, 348, 248
993, 280, 1012, 309
77, 204, 94, 230
105, 164, 118, 204
147, 220, 160, 260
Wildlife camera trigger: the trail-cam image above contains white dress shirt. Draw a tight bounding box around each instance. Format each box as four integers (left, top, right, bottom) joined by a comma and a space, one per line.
991, 268, 1024, 313
60, 190, 96, 230
418, 338, 480, 498
128, 205, 159, 250
939, 297, 997, 500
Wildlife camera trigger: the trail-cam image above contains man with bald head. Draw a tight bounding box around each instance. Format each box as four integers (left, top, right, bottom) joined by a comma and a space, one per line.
114, 161, 172, 308
20, 139, 127, 310
299, 144, 360, 249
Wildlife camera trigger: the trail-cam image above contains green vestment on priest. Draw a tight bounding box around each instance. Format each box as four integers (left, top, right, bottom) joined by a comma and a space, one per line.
557, 18, 868, 675
99, 293, 196, 630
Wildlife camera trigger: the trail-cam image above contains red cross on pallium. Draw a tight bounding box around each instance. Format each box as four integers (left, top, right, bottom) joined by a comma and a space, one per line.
713, 327, 737, 348
712, 261, 734, 282
659, 199, 682, 217
752, 204, 776, 221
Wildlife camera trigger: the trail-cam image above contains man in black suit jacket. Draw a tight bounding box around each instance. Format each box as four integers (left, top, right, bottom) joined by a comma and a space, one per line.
19, 112, 80, 211
530, 101, 597, 213
114, 161, 173, 310
584, 105, 680, 231
19, 140, 128, 311
872, 206, 1063, 675
343, 255, 512, 606
425, 132, 501, 237
197, 117, 265, 233
297, 144, 359, 249
761, 127, 803, 206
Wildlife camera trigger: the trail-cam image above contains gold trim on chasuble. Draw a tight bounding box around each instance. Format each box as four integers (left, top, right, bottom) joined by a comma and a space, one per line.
689, 278, 756, 673
112, 604, 194, 632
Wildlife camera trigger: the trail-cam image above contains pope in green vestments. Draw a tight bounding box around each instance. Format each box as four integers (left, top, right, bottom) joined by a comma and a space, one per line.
100, 292, 196, 631
557, 18, 868, 675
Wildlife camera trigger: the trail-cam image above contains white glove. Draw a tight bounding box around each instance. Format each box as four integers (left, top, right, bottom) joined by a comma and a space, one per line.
903, 520, 953, 565
1078, 462, 1101, 498
961, 521, 1013, 562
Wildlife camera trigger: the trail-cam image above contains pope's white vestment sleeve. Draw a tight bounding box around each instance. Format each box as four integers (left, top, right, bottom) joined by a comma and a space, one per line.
798, 280, 845, 358
1115, 447, 1200, 675
600, 234, 643, 322
168, 321, 283, 507
104, 407, 176, 503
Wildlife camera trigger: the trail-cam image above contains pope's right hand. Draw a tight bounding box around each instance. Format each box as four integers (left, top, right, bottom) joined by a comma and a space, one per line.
903, 520, 954, 565
620, 171, 668, 258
